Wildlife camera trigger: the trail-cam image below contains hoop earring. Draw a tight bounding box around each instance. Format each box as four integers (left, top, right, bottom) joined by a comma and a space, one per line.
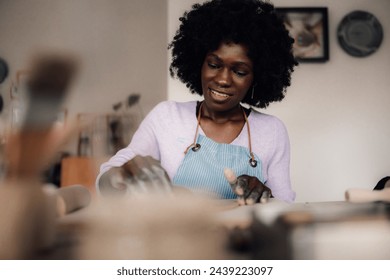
251, 85, 256, 100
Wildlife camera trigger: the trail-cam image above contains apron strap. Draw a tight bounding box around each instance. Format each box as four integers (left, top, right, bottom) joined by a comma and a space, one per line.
184, 102, 257, 168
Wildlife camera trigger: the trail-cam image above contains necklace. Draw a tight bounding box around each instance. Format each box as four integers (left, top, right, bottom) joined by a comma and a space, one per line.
184, 102, 257, 168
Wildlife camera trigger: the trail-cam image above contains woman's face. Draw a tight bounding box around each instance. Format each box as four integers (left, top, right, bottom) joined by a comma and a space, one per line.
201, 42, 254, 112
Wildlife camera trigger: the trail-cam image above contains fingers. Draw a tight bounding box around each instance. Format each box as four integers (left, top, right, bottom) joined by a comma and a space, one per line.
121, 156, 173, 195
235, 177, 247, 196
259, 190, 271, 204
245, 181, 272, 205
237, 176, 257, 205
109, 169, 130, 191
244, 184, 263, 205
234, 175, 272, 206
224, 168, 245, 196
150, 165, 173, 193
98, 167, 131, 196
122, 155, 147, 176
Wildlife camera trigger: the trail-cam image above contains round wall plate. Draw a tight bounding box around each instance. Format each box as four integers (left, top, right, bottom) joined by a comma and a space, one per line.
0, 57, 9, 84
337, 10, 383, 57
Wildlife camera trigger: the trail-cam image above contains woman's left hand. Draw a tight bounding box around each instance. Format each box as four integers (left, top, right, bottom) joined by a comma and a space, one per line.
231, 174, 272, 206
232, 175, 272, 205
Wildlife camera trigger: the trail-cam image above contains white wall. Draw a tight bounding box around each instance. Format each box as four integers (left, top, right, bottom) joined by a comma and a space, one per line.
0, 0, 168, 117
167, 0, 390, 202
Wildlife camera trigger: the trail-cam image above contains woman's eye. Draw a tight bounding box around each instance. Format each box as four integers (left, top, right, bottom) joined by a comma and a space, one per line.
207, 62, 219, 69
234, 70, 248, 77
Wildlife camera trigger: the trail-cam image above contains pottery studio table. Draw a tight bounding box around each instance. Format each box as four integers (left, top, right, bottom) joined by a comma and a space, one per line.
46, 195, 390, 260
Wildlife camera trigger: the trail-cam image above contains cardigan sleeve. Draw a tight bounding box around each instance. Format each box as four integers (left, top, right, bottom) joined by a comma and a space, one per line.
95, 100, 197, 193
265, 118, 295, 202
95, 102, 165, 190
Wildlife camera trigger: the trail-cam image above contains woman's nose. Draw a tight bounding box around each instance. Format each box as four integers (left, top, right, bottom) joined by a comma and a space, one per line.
215, 68, 231, 87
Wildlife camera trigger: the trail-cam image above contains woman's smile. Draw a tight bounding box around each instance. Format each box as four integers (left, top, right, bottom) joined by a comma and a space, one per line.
209, 88, 230, 100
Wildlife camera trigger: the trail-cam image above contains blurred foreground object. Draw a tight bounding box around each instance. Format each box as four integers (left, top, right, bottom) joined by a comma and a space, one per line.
0, 58, 7, 178
0, 51, 91, 259
60, 156, 97, 195
6, 53, 79, 176
54, 185, 91, 217
222, 199, 390, 259
76, 192, 232, 260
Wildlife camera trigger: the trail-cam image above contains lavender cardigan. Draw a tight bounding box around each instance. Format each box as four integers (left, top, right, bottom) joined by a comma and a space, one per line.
97, 100, 295, 202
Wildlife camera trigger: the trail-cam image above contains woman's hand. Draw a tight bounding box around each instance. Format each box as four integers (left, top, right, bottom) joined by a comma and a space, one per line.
98, 156, 172, 196
224, 168, 271, 206
234, 175, 272, 205
122, 156, 172, 193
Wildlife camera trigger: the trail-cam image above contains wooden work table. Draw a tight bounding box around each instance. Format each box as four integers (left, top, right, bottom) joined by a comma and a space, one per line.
45, 195, 390, 260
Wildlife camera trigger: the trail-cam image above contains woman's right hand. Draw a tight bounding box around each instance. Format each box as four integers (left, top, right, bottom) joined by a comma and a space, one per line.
98, 156, 172, 196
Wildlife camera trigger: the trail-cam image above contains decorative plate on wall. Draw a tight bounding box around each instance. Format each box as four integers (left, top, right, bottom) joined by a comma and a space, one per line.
0, 57, 8, 84
337, 10, 383, 57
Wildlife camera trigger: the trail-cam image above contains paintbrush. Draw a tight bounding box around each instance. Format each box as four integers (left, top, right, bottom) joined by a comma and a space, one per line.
0, 52, 79, 259
6, 52, 79, 178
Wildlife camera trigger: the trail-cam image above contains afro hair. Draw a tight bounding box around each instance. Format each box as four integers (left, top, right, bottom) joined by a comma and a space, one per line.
169, 0, 298, 108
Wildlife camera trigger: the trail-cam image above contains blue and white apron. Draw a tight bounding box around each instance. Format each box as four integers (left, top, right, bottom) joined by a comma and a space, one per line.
172, 133, 264, 199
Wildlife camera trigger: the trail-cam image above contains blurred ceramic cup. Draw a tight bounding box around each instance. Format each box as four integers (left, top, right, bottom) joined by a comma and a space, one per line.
76, 192, 233, 260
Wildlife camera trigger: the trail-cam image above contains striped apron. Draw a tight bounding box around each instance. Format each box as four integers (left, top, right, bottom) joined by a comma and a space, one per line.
172, 134, 264, 199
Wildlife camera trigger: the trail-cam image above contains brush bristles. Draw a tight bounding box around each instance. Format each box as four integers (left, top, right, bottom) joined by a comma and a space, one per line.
23, 52, 79, 128
27, 53, 79, 97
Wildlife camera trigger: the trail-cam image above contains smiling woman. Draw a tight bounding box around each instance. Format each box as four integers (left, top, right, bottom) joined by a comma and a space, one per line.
96, 0, 298, 205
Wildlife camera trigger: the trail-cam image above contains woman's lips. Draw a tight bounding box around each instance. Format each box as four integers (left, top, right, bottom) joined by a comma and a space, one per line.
209, 88, 230, 99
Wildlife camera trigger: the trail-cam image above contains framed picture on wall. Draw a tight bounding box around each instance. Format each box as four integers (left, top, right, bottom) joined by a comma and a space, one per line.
275, 7, 329, 62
